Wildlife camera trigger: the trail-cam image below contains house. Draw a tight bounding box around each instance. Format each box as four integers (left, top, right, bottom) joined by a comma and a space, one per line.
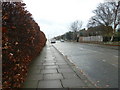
79, 25, 113, 42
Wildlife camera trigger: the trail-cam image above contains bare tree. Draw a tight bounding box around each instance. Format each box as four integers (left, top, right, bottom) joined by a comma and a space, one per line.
70, 20, 82, 32
110, 1, 120, 41
87, 1, 120, 41
87, 2, 114, 27
70, 20, 82, 41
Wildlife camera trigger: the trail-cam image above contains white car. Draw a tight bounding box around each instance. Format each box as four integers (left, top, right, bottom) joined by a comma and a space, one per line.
51, 39, 56, 43
60, 39, 64, 42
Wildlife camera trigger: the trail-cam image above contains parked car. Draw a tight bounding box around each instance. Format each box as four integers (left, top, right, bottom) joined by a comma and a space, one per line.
60, 39, 64, 42
51, 39, 56, 43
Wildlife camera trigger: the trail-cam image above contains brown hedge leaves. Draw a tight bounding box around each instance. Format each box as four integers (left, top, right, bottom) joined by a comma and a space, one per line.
2, 2, 47, 88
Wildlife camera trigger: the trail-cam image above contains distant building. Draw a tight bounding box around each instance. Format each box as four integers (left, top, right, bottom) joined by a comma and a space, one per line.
79, 25, 113, 37
78, 25, 113, 42
79, 28, 87, 36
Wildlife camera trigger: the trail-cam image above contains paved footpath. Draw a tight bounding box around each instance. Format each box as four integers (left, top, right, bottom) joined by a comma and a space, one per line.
23, 42, 95, 88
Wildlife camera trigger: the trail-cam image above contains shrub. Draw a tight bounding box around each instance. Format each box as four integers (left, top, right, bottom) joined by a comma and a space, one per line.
2, 2, 46, 88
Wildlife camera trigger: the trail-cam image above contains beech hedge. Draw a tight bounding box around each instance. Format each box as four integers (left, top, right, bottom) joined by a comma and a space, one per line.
2, 2, 46, 88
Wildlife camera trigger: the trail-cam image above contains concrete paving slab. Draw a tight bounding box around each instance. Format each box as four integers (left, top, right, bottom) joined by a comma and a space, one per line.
23, 43, 95, 88
43, 62, 56, 66
23, 80, 38, 88
58, 68, 74, 73
26, 74, 43, 80
55, 59, 65, 61
56, 61, 67, 63
45, 65, 59, 69
55, 57, 65, 61
45, 57, 55, 60
27, 69, 41, 75
41, 69, 58, 74
44, 73, 63, 80
32, 63, 43, 65
53, 54, 65, 59
56, 62, 68, 65
61, 79, 87, 88
29, 66, 44, 72
58, 65, 71, 68
31, 61, 45, 64
38, 80, 62, 88
37, 88, 69, 90
45, 60, 56, 63
43, 59, 55, 61
37, 89, 68, 90
62, 73, 79, 79
68, 86, 89, 88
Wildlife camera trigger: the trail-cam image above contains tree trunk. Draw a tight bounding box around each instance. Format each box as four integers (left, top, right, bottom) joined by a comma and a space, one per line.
110, 28, 115, 42
110, 2, 120, 42
110, 34, 114, 42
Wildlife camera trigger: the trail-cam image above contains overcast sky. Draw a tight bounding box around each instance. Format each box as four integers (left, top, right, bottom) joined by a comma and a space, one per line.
23, 0, 104, 39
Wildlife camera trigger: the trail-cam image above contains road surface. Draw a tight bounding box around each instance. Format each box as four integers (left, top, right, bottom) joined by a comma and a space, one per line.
53, 41, 118, 88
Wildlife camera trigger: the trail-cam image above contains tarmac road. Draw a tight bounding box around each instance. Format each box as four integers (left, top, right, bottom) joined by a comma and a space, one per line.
53, 41, 118, 88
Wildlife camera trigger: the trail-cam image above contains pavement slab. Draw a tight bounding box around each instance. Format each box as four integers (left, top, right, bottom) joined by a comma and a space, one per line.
23, 42, 95, 88
43, 62, 56, 66
61, 79, 87, 88
27, 69, 41, 75
57, 68, 74, 73
38, 80, 62, 88
26, 74, 43, 81
45, 65, 59, 69
23, 80, 38, 88
62, 73, 79, 79
40, 69, 58, 74
37, 89, 68, 90
44, 73, 63, 80
56, 62, 68, 65
58, 65, 71, 68
45, 60, 56, 63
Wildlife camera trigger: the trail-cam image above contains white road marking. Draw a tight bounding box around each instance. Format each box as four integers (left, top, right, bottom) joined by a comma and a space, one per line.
92, 51, 97, 52
114, 55, 118, 58
79, 48, 84, 50
87, 49, 100, 53
102, 59, 106, 62
112, 64, 118, 67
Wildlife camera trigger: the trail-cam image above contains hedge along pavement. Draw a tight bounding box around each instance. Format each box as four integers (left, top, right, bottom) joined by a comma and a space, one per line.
2, 2, 46, 88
